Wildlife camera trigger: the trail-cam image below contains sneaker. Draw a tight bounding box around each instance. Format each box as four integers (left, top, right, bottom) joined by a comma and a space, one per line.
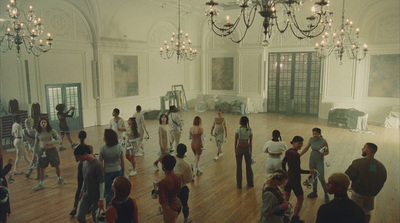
71, 143, 78, 148
214, 156, 219, 161
197, 169, 203, 175
157, 206, 163, 215
69, 208, 77, 216
129, 170, 137, 176
8, 175, 15, 182
14, 170, 24, 175
32, 184, 44, 191
251, 159, 256, 165
58, 178, 68, 184
325, 194, 330, 203
135, 152, 143, 157
59, 146, 66, 151
201, 147, 207, 150
219, 153, 223, 157
184, 218, 192, 223
307, 192, 318, 198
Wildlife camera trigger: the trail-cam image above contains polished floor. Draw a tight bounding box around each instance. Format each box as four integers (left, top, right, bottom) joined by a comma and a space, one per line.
2, 110, 399, 223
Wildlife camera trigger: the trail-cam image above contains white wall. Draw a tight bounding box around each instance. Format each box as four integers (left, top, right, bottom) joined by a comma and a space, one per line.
1, 0, 399, 128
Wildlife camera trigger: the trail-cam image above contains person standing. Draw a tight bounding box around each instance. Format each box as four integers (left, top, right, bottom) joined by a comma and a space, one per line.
99, 129, 125, 207
316, 173, 365, 223
153, 114, 171, 170
299, 128, 330, 203
70, 131, 94, 217
32, 118, 67, 191
109, 108, 126, 143
210, 109, 227, 161
345, 143, 387, 223
263, 130, 288, 177
9, 116, 30, 181
234, 116, 254, 189
133, 105, 149, 154
124, 117, 140, 176
24, 118, 40, 179
0, 148, 13, 223
260, 170, 289, 223
174, 144, 193, 223
158, 155, 182, 223
74, 144, 105, 223
282, 136, 315, 223
168, 105, 183, 153
105, 176, 139, 223
55, 104, 77, 151
190, 116, 204, 176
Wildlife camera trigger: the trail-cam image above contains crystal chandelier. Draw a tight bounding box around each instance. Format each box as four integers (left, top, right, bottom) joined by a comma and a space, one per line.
160, 0, 197, 62
315, 0, 367, 64
205, 0, 333, 44
0, 0, 53, 59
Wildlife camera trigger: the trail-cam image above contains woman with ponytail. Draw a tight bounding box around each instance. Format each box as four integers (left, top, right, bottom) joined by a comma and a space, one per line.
234, 116, 254, 188
263, 130, 288, 177
260, 170, 289, 223
70, 131, 93, 216
105, 176, 138, 223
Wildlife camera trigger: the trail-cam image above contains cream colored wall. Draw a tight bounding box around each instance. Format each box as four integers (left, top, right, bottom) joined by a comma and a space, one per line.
1, 0, 399, 128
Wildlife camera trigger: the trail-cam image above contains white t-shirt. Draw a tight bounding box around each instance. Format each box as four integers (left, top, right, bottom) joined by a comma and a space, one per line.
263, 140, 288, 154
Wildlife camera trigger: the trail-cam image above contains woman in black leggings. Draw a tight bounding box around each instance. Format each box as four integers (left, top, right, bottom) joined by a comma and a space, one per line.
70, 131, 93, 216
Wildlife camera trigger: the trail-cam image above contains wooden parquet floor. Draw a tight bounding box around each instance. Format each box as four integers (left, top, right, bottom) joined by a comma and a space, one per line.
2, 110, 399, 223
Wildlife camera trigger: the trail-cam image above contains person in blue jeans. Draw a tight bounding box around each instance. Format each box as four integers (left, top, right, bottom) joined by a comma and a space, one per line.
99, 129, 125, 207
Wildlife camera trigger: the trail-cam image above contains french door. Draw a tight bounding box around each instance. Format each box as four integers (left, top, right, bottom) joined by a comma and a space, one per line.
45, 83, 83, 131
267, 52, 321, 116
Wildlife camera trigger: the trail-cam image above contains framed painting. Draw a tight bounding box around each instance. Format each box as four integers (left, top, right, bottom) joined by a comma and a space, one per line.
211, 57, 234, 91
113, 55, 139, 97
368, 54, 400, 98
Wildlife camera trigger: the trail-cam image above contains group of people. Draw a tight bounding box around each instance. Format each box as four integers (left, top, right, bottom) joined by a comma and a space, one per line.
0, 104, 388, 223
260, 131, 387, 223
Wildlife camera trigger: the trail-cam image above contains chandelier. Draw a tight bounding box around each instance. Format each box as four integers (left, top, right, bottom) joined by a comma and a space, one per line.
315, 0, 367, 64
160, 0, 197, 62
0, 0, 53, 59
205, 0, 333, 44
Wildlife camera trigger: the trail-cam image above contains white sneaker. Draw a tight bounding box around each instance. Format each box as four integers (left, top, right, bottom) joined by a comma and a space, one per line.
214, 156, 219, 161
129, 170, 137, 176
32, 184, 44, 191
197, 168, 203, 175
201, 147, 207, 150
219, 153, 223, 157
157, 206, 163, 215
135, 152, 143, 157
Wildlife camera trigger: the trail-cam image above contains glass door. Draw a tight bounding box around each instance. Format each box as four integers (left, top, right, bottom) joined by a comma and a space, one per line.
267, 52, 321, 116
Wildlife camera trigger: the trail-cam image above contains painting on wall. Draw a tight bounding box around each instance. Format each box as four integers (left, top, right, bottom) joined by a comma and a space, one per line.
368, 54, 400, 98
211, 57, 234, 90
113, 55, 139, 97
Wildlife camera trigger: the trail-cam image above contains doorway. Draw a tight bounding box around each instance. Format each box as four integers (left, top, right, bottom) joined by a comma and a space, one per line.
267, 52, 321, 116
45, 84, 83, 131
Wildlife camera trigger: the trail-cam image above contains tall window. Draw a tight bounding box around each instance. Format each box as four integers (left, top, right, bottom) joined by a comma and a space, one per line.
267, 52, 321, 116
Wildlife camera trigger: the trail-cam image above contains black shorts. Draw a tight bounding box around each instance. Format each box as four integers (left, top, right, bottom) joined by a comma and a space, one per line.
284, 177, 303, 196
38, 148, 60, 168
